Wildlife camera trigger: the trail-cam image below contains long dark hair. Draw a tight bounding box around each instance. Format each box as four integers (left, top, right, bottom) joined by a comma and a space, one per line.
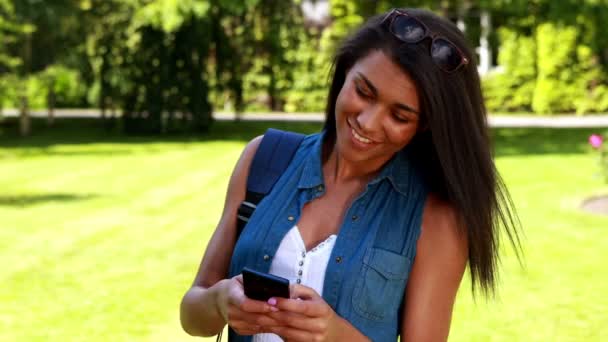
324, 8, 522, 295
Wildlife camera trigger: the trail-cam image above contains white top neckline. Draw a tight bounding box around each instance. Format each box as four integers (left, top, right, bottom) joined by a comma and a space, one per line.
252, 226, 337, 342
292, 225, 336, 253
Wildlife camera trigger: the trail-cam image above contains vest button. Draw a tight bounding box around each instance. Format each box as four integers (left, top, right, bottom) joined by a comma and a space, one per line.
352, 215, 359, 221
263, 254, 270, 261
335, 256, 342, 263
287, 216, 295, 221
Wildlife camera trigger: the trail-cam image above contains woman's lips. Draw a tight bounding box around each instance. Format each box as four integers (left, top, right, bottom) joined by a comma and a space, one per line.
351, 128, 372, 144
347, 120, 378, 150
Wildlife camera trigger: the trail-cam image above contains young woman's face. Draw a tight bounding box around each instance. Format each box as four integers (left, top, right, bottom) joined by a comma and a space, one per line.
334, 50, 421, 166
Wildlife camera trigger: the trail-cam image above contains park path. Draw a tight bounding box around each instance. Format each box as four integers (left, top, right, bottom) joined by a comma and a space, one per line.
4, 108, 608, 128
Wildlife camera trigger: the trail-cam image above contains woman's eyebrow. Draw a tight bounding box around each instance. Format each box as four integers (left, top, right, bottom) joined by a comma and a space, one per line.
356, 72, 379, 97
356, 72, 419, 115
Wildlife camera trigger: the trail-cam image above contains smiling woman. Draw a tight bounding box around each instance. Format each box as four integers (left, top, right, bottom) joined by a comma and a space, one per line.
180, 7, 521, 342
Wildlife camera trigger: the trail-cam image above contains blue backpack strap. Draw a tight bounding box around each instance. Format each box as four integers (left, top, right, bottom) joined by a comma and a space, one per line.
236, 128, 305, 238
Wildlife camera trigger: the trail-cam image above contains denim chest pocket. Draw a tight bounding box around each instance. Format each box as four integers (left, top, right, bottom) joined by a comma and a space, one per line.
352, 248, 412, 321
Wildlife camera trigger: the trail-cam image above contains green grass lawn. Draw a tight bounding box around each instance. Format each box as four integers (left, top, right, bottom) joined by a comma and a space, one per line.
1, 118, 607, 341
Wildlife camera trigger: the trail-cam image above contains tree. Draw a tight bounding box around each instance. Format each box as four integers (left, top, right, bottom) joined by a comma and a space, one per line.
0, 0, 23, 120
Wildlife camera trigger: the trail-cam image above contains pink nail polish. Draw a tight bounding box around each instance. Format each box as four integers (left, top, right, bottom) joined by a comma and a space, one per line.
270, 306, 279, 312
267, 297, 277, 305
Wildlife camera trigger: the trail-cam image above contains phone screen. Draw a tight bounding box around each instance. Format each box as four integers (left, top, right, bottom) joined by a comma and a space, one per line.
242, 267, 290, 301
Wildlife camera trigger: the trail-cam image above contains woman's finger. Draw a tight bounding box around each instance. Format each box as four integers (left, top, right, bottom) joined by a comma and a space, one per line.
239, 297, 276, 313
228, 304, 282, 326
271, 297, 329, 317
288, 284, 320, 300
227, 284, 274, 314
267, 311, 328, 332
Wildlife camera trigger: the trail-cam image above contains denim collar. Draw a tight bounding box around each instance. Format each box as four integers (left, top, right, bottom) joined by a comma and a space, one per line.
297, 131, 411, 196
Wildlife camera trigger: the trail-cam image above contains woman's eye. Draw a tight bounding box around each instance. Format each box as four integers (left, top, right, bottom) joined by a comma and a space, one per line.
355, 84, 371, 99
393, 114, 410, 123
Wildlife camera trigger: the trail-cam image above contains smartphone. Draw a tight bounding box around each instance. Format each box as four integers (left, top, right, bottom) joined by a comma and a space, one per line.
242, 267, 290, 301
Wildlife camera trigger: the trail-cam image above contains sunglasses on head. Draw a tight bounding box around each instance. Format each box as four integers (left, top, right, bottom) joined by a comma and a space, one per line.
383, 9, 469, 73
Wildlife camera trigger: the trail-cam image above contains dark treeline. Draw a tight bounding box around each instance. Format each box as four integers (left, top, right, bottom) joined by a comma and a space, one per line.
1, 0, 608, 135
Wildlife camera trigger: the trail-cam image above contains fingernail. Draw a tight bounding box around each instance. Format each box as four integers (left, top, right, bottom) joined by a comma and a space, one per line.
267, 297, 277, 305
269, 306, 279, 312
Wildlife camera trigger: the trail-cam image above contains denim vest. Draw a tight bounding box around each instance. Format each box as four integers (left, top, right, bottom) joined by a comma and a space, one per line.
228, 132, 428, 342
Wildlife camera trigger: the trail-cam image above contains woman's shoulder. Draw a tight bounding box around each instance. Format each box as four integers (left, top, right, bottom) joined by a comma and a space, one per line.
241, 135, 264, 160
420, 193, 467, 256
423, 193, 456, 221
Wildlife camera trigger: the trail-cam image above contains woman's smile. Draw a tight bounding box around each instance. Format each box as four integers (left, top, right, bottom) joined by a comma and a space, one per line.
333, 50, 420, 170
347, 118, 378, 150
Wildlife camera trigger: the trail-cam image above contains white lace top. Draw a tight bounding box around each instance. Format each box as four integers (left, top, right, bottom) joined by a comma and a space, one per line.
253, 226, 337, 342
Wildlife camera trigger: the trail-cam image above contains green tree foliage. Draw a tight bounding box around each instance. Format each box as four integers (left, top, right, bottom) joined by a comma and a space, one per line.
122, 1, 213, 133
483, 0, 608, 114
532, 24, 579, 114
0, 0, 22, 71
483, 29, 536, 112
82, 0, 217, 133
0, 0, 23, 113
4, 0, 608, 131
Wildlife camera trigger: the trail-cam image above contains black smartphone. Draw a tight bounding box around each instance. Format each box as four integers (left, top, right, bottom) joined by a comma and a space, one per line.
242, 267, 290, 301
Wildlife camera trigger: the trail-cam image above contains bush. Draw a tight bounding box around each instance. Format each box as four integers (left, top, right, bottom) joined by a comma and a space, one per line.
0, 76, 47, 110
484, 23, 608, 115
0, 66, 86, 110
589, 132, 608, 183
483, 28, 536, 113
573, 45, 608, 114
41, 65, 87, 108
532, 24, 580, 114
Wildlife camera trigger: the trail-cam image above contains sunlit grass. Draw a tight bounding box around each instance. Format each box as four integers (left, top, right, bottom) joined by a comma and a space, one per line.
1, 119, 607, 341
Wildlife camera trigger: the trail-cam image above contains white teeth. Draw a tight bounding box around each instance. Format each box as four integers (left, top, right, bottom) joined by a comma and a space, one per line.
351, 128, 372, 144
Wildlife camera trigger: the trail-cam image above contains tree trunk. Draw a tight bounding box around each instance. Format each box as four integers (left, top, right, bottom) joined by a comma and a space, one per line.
101, 96, 107, 121
478, 10, 492, 76
47, 87, 55, 126
21, 24, 32, 136
20, 96, 30, 137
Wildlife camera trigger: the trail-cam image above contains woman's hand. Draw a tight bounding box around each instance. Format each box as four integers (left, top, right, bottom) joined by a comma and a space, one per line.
217, 274, 281, 335
265, 284, 341, 342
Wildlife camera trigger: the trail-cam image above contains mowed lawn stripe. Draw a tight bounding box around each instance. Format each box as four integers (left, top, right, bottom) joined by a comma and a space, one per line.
1, 140, 243, 341
0, 141, 239, 254
3, 123, 608, 341
0, 141, 239, 276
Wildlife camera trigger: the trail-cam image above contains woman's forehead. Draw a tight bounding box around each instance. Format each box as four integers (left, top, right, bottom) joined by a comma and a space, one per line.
349, 51, 419, 109
351, 52, 415, 86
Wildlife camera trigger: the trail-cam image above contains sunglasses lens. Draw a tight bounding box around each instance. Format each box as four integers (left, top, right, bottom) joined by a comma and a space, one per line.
391, 15, 426, 42
431, 37, 463, 72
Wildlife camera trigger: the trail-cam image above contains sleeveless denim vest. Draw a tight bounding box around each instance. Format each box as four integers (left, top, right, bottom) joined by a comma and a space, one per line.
228, 131, 428, 342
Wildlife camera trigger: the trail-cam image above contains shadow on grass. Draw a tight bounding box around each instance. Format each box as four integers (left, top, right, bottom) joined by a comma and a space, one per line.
0, 193, 98, 207
0, 117, 322, 147
1, 117, 606, 157
491, 127, 608, 156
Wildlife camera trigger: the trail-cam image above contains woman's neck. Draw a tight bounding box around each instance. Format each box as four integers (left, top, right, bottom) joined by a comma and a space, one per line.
322, 143, 381, 186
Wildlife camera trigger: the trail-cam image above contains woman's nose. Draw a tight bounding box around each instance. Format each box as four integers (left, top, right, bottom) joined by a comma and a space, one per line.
356, 104, 384, 133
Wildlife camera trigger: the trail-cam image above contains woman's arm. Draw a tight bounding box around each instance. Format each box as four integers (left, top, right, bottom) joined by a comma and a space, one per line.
401, 193, 469, 341
180, 136, 266, 336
